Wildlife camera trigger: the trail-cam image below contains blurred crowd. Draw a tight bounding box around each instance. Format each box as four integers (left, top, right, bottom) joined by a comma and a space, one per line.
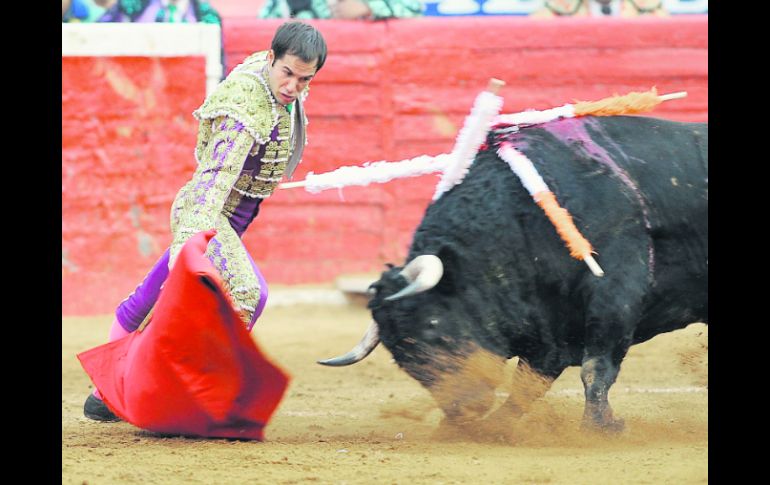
62, 1, 222, 23
61, 0, 422, 22
62, 0, 708, 23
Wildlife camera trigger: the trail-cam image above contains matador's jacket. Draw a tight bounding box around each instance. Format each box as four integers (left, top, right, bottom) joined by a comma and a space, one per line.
115, 50, 308, 332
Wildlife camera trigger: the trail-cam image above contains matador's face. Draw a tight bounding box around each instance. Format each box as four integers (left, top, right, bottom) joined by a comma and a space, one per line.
265, 50, 318, 106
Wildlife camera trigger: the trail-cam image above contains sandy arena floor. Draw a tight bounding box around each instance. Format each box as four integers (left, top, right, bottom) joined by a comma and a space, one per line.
62, 301, 707, 484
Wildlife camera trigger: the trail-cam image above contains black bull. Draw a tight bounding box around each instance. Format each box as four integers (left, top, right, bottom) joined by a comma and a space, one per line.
321, 115, 708, 432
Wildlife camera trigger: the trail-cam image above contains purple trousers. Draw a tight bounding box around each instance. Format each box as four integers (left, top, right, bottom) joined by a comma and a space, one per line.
115, 246, 269, 333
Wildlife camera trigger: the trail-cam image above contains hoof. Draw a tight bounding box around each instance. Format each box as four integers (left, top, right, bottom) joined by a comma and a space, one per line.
581, 416, 625, 434
433, 416, 516, 443
485, 402, 523, 424
432, 417, 471, 441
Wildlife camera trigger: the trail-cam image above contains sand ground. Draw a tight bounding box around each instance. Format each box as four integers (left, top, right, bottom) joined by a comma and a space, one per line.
62, 302, 707, 484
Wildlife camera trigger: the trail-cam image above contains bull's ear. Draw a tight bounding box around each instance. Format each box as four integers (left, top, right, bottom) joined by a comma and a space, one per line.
435, 245, 458, 295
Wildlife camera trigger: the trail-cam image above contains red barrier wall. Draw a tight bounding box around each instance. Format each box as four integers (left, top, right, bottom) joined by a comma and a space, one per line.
62, 16, 708, 315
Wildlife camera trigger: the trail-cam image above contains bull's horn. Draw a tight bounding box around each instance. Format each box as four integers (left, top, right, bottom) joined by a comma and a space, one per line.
317, 321, 380, 366
385, 254, 444, 301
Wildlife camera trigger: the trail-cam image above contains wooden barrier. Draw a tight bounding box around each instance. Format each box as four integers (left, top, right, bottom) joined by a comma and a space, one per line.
62, 16, 707, 315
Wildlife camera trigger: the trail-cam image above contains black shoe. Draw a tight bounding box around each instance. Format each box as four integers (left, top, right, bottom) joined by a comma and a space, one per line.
84, 394, 121, 422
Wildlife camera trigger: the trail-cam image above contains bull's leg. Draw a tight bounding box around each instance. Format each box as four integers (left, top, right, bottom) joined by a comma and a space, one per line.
489, 358, 564, 420
579, 225, 648, 432
580, 336, 631, 432
433, 358, 561, 442
439, 358, 564, 443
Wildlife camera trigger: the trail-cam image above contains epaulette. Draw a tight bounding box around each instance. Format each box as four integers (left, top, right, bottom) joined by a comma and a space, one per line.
192, 51, 278, 144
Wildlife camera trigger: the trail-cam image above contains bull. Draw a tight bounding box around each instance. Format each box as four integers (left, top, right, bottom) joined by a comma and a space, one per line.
321, 115, 708, 433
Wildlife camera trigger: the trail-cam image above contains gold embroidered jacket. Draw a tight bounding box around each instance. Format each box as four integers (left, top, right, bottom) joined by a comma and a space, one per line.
168, 51, 308, 267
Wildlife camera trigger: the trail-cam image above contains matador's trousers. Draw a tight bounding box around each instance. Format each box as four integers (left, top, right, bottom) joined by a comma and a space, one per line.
114, 235, 268, 333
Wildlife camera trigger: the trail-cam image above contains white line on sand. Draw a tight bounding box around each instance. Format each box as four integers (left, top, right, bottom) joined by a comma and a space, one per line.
494, 386, 708, 398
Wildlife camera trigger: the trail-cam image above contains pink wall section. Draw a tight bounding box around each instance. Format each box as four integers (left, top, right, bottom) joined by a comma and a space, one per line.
62, 16, 708, 315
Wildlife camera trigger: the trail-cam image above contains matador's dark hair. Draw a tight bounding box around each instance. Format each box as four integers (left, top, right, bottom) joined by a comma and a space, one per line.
271, 21, 328, 72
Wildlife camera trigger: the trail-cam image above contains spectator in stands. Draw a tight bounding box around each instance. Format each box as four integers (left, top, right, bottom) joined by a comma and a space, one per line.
97, 0, 222, 22
83, 21, 328, 422
63, 0, 91, 21
62, 0, 113, 22
533, 0, 667, 17
260, 0, 424, 19
70, 0, 113, 21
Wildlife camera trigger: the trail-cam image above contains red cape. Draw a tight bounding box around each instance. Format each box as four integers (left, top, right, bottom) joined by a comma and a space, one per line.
77, 230, 289, 440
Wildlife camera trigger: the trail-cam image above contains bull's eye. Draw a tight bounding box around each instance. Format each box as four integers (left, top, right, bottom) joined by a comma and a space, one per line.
367, 286, 378, 296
